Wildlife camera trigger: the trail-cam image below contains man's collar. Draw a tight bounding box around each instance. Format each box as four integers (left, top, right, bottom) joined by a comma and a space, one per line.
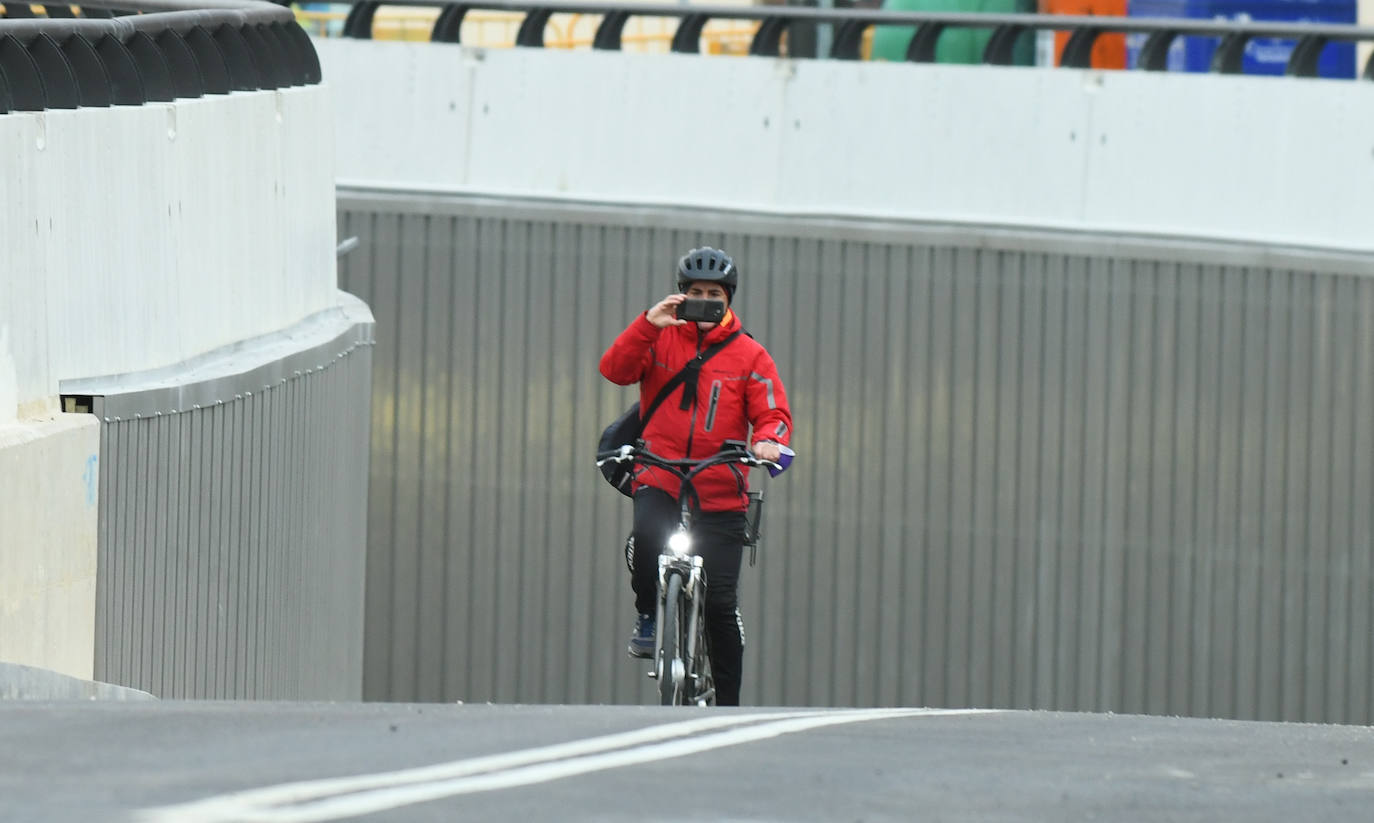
701, 308, 737, 341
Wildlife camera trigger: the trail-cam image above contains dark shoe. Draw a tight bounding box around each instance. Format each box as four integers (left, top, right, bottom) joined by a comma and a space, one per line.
627, 613, 655, 659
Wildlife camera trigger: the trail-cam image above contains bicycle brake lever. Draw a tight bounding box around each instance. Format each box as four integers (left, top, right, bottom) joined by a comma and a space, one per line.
738, 456, 782, 472
596, 446, 636, 468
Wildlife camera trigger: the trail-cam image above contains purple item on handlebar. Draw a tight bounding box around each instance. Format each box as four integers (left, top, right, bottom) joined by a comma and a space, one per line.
767, 446, 795, 478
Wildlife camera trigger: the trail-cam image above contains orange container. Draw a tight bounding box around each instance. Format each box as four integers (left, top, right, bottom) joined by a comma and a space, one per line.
1041, 0, 1128, 69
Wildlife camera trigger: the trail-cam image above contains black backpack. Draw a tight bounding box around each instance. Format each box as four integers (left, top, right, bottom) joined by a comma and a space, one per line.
598, 330, 742, 497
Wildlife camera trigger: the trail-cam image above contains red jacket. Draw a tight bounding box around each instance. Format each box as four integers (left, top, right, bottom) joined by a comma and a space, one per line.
600, 309, 793, 512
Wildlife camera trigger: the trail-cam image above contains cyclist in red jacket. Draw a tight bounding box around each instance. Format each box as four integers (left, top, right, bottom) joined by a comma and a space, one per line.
599, 246, 793, 706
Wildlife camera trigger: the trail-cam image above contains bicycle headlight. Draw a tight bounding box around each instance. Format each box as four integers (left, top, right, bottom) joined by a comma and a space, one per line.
667, 530, 692, 556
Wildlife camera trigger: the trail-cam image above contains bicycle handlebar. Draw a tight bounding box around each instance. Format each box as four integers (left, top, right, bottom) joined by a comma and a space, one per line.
595, 443, 782, 478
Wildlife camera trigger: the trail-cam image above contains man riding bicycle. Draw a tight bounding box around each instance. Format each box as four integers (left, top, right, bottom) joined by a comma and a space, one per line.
599, 246, 793, 706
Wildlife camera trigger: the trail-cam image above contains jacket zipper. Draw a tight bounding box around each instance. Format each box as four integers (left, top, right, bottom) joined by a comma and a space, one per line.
704, 381, 722, 432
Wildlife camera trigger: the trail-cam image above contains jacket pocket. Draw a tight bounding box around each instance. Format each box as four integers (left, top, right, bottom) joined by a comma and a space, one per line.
703, 380, 722, 432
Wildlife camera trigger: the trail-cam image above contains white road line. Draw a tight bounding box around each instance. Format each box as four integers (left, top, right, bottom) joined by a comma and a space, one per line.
140, 708, 996, 823
140, 710, 812, 821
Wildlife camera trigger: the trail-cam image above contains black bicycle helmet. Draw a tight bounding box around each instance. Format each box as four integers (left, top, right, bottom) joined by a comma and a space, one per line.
676, 246, 739, 302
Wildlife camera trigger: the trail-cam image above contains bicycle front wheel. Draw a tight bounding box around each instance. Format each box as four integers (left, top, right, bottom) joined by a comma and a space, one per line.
658, 573, 684, 706
687, 588, 715, 707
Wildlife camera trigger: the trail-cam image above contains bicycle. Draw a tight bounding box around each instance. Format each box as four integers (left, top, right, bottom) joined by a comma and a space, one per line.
595, 441, 780, 706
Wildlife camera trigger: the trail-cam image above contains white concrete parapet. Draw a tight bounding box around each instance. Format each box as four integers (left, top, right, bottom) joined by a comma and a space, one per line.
2, 45, 340, 681
0, 86, 338, 426
319, 38, 1374, 256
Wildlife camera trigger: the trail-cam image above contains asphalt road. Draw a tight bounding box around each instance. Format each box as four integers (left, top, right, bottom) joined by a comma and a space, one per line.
2, 701, 1372, 822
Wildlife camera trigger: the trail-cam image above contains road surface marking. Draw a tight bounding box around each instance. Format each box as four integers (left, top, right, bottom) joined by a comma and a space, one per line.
140, 708, 995, 823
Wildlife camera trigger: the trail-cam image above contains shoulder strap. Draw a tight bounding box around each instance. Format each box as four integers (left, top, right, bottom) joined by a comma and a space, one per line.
640, 329, 742, 424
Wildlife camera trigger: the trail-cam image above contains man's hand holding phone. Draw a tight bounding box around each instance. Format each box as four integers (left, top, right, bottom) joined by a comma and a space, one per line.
647, 294, 689, 328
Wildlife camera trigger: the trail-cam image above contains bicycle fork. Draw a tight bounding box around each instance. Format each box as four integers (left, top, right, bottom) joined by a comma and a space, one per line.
649, 554, 706, 692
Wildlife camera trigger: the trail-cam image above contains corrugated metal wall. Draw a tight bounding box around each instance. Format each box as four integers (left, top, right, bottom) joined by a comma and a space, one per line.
340, 188, 1374, 723
89, 309, 375, 699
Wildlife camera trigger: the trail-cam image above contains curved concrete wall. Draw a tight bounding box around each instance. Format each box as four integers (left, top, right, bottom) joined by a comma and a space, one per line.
0, 86, 338, 425
318, 39, 1374, 255
2, 9, 364, 690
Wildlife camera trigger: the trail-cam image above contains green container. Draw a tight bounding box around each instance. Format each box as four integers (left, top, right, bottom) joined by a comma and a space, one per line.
870, 0, 1036, 65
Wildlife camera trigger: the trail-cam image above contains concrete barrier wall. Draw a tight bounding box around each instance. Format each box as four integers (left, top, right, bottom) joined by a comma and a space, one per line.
0, 413, 99, 679
2, 40, 363, 689
317, 39, 1374, 255
0, 86, 338, 425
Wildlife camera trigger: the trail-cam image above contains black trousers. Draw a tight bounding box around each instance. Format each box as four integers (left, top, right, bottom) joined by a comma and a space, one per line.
630, 487, 747, 706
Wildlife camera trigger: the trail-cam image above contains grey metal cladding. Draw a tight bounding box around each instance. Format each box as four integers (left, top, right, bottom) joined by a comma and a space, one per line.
83, 299, 375, 700
339, 188, 1374, 724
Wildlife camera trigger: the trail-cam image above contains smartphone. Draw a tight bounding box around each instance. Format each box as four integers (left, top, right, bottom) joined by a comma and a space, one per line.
676, 298, 727, 323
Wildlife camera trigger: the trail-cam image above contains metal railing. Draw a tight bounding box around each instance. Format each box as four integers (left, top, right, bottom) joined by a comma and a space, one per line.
299, 6, 765, 54
0, 0, 322, 113
331, 0, 1374, 79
